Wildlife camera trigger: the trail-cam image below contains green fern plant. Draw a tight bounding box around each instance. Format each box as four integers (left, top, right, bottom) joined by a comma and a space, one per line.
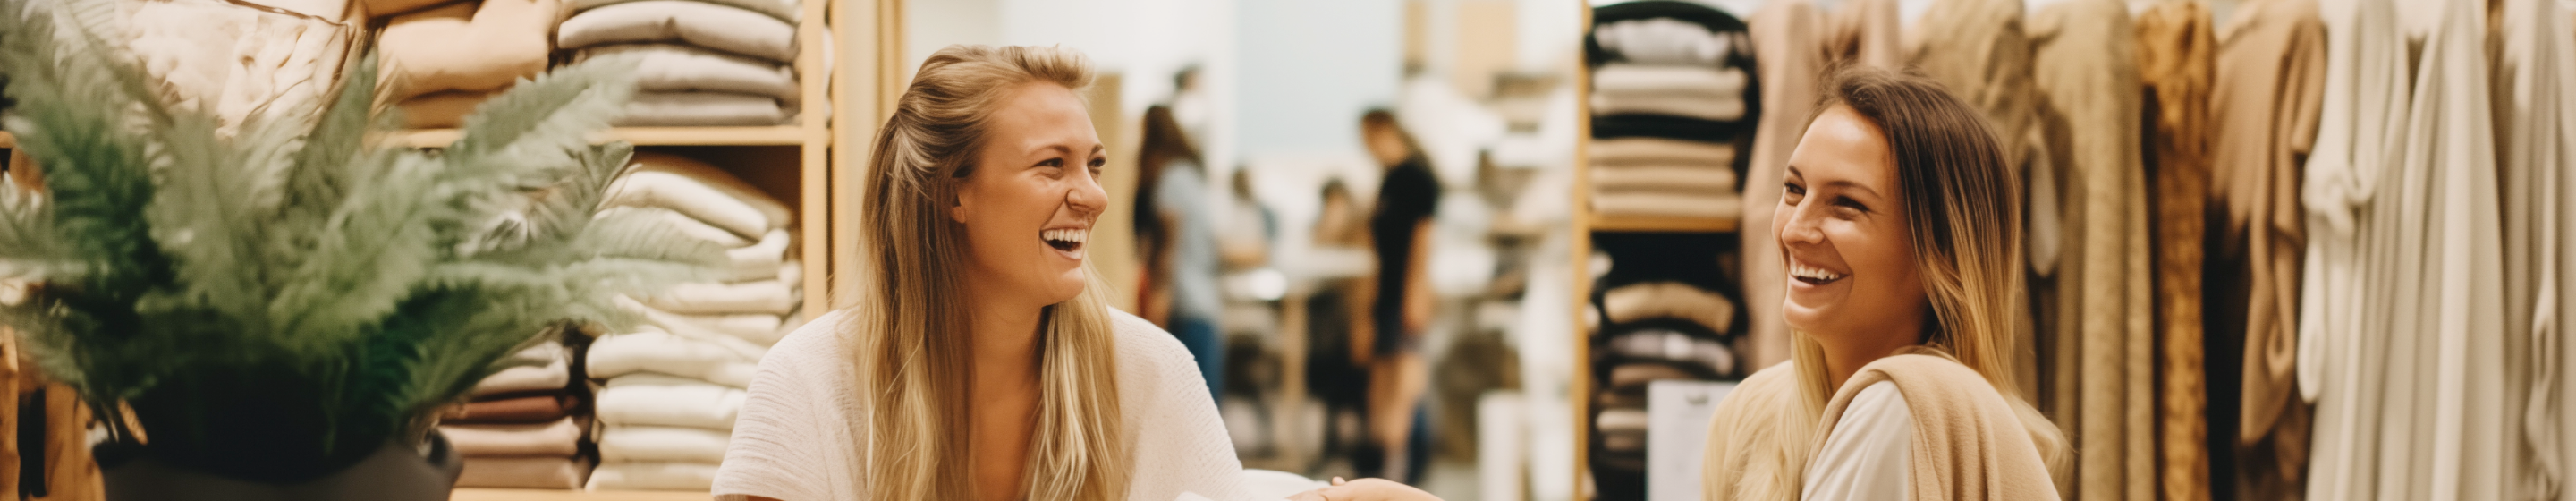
0, 0, 723, 481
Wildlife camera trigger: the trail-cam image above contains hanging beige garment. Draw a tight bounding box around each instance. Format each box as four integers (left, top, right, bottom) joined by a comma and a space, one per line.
2029, 1, 2150, 499
1825, 0, 1902, 69
2401, 0, 2511, 497
2135, 3, 2216, 500
2294, 0, 2411, 498
2489, 0, 2574, 498
1741, 0, 1826, 371
1900, 0, 2046, 403
2207, 0, 2325, 496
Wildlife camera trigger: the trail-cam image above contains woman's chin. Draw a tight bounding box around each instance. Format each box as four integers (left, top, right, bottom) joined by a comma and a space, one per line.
1780, 298, 1838, 333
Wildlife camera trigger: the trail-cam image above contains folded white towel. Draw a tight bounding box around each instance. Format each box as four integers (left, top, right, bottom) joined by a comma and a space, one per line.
568, 0, 800, 21
723, 229, 792, 283
587, 461, 720, 491
1592, 64, 1748, 96
597, 206, 752, 248
586, 327, 763, 387
598, 425, 733, 463
1592, 18, 1735, 65
597, 374, 748, 429
579, 44, 800, 105
620, 92, 793, 126
556, 0, 797, 63
622, 295, 788, 346
473, 358, 569, 396
604, 152, 792, 241
641, 279, 799, 316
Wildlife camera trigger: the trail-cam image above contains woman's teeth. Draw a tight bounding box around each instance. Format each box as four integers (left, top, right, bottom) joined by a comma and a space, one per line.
1789, 261, 1844, 284
1043, 228, 1088, 250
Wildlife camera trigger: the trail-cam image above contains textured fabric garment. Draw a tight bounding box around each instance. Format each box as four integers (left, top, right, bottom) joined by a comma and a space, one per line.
628, 301, 788, 347
711, 310, 1284, 501
1590, 18, 1738, 65
640, 279, 799, 316
2207, 0, 2326, 496
1739, 0, 1825, 370
578, 44, 801, 105
377, 0, 553, 102
718, 230, 793, 284
452, 393, 580, 424
1899, 0, 2047, 406
440, 417, 585, 457
1155, 165, 1224, 322
1589, 166, 1739, 194
1369, 159, 1441, 351
605, 152, 794, 240
595, 374, 748, 430
2294, 0, 2410, 497
1590, 192, 1742, 219
1589, 93, 1748, 122
619, 92, 795, 126
1600, 331, 1739, 377
2487, 0, 2576, 497
1825, 0, 1903, 68
2029, 1, 2152, 499
1818, 355, 2060, 501
1601, 281, 1737, 335
122, 0, 353, 132
1591, 138, 1739, 166
1591, 64, 1750, 96
2134, 3, 2216, 500
1802, 381, 1912, 501
455, 456, 590, 489
472, 357, 571, 396
555, 0, 798, 63
567, 0, 800, 21
586, 327, 763, 387
1591, 115, 1752, 143
599, 426, 732, 463
2391, 0, 2511, 497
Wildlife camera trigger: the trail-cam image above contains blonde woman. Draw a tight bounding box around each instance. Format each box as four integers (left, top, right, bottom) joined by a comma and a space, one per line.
1699, 67, 2067, 501
710, 45, 1436, 501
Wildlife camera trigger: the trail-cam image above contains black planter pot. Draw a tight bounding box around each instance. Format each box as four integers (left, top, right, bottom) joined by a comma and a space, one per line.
97, 431, 462, 501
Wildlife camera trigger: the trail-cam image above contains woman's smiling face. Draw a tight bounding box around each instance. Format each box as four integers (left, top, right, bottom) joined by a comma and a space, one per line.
1774, 105, 1928, 340
953, 81, 1108, 307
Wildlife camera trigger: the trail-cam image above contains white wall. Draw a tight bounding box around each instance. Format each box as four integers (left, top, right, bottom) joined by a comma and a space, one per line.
1231, 0, 1404, 164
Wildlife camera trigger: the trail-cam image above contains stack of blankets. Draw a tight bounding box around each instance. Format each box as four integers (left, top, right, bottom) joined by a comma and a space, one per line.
1583, 233, 1744, 501
371, 0, 557, 128
1584, 1, 1758, 220
584, 152, 804, 490
444, 329, 594, 489
558, 0, 804, 126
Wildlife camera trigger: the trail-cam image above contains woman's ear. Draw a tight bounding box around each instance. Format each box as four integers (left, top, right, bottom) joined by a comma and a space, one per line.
951, 186, 973, 224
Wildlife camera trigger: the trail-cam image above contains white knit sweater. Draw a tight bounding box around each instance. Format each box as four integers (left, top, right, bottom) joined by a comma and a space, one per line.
711, 308, 1280, 501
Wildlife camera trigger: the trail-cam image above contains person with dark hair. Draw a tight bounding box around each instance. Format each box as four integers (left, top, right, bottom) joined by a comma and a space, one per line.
1134, 104, 1226, 402
1355, 107, 1440, 483
1698, 67, 2065, 501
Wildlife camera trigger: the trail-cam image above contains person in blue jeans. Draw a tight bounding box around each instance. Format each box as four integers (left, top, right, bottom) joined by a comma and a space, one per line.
1139, 105, 1226, 402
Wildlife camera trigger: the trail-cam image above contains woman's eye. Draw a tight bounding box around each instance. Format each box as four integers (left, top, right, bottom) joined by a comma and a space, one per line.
1782, 183, 1806, 202
1834, 198, 1869, 216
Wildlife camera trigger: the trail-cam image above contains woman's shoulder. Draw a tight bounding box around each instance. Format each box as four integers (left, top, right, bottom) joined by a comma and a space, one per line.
1847, 353, 1998, 401
1107, 307, 1194, 367
752, 310, 865, 391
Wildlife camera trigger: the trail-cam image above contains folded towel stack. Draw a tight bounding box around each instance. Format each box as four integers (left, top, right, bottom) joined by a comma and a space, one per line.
584, 152, 805, 491
374, 0, 559, 128
557, 0, 803, 126
442, 330, 594, 489
1582, 232, 1745, 501
1585, 1, 1759, 221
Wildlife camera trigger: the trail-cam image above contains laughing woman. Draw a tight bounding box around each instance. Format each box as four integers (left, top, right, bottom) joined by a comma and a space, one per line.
1699, 67, 2067, 501
709, 45, 1436, 501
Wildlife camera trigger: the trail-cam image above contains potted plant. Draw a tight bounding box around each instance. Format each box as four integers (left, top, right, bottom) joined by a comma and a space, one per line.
0, 2, 720, 499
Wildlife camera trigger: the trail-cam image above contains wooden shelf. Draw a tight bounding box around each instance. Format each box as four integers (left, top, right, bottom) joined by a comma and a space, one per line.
1586, 214, 1740, 233
450, 488, 709, 501
388, 126, 812, 149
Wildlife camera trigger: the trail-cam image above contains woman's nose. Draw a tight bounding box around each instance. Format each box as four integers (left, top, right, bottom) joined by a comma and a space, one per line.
1066, 168, 1108, 216
1777, 204, 1826, 247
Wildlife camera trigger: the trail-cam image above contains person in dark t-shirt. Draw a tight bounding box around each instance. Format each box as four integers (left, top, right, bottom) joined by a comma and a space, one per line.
1357, 108, 1439, 482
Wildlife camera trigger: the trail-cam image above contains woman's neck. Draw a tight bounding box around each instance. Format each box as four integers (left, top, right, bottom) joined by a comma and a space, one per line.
967, 299, 1046, 391
1817, 322, 1925, 393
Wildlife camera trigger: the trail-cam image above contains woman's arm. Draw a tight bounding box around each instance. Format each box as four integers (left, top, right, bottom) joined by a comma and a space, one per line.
1287, 478, 1443, 501
1402, 220, 1435, 334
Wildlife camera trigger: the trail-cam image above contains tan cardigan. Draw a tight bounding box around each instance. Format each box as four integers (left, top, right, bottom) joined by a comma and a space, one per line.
1703, 356, 2060, 501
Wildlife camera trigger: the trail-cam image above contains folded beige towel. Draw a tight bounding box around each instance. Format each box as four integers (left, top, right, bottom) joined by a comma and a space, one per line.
587, 461, 720, 491
605, 152, 793, 241
722, 230, 792, 283
455, 455, 590, 489
619, 92, 794, 126
1589, 138, 1739, 166
597, 425, 733, 463
586, 327, 763, 387
597, 206, 753, 248
1589, 166, 1739, 193
378, 0, 554, 101
1590, 191, 1742, 219
557, 1, 797, 63
395, 89, 496, 129
1601, 281, 1737, 335
1589, 92, 1748, 122
641, 279, 799, 316
568, 0, 800, 21
622, 295, 789, 346
1591, 64, 1749, 96
439, 417, 584, 457
579, 44, 800, 105
596, 374, 747, 429
472, 357, 569, 396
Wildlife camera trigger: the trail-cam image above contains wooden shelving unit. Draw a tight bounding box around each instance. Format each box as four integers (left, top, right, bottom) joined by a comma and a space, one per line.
451, 488, 710, 501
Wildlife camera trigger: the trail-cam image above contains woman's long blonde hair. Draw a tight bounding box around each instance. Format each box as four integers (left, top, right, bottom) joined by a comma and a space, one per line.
1766, 66, 2070, 495
846, 44, 1131, 501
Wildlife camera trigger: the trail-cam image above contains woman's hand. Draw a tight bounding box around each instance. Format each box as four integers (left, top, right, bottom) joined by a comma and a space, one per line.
1286, 477, 1443, 501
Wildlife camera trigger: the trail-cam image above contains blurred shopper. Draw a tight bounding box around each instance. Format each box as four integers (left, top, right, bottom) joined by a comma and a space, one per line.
1359, 108, 1441, 483
1140, 104, 1227, 403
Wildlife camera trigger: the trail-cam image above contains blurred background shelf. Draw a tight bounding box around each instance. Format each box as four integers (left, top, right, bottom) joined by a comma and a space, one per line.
388, 126, 814, 149
450, 488, 712, 501
1584, 214, 1740, 233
